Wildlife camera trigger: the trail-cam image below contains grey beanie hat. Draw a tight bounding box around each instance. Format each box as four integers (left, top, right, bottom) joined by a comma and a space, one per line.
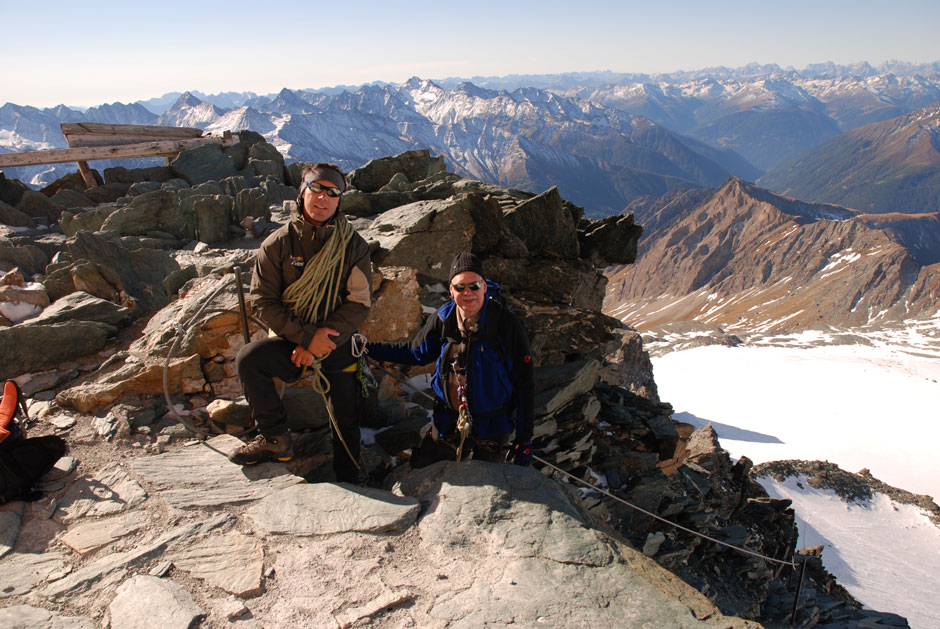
449, 251, 485, 281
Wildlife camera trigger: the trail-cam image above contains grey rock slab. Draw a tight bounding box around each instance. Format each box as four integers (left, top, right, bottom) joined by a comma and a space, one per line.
0, 604, 95, 628
18, 369, 80, 396
0, 552, 69, 598
399, 461, 613, 566
55, 462, 147, 523
42, 456, 77, 482
397, 461, 747, 628
129, 434, 303, 509
109, 575, 204, 629
247, 483, 420, 536
0, 321, 116, 381
30, 291, 132, 326
360, 198, 475, 281
58, 511, 146, 555
533, 358, 601, 416
334, 585, 412, 628
168, 531, 263, 597
40, 514, 231, 600
0, 502, 24, 558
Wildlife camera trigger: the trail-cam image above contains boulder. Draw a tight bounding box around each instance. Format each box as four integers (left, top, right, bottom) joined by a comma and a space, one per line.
194, 195, 233, 245
56, 353, 204, 412
40, 170, 99, 197
348, 150, 445, 193
59, 204, 120, 236
104, 165, 174, 184
360, 197, 475, 280
579, 213, 643, 266
261, 178, 296, 205
31, 291, 132, 326
15, 189, 60, 220
601, 328, 659, 401
0, 321, 116, 380
50, 188, 95, 209
533, 358, 602, 416
486, 256, 605, 310
0, 172, 29, 206
232, 187, 270, 224
128, 181, 162, 196
43, 260, 125, 304
503, 186, 580, 258
171, 144, 236, 185
249, 159, 284, 182
0, 200, 34, 228
517, 302, 622, 366
99, 189, 185, 238
0, 243, 48, 276
0, 282, 49, 322
67, 231, 179, 311
83, 182, 130, 204
284, 161, 313, 188
359, 266, 423, 343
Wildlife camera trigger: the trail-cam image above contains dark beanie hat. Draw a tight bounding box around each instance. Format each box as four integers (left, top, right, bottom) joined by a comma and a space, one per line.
449, 251, 485, 281
302, 163, 347, 193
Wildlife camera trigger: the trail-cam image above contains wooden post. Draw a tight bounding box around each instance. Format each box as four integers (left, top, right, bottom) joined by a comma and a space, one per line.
76, 161, 97, 188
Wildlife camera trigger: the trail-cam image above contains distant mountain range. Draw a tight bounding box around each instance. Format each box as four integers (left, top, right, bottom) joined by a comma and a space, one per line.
1, 62, 939, 217
606, 178, 940, 333
758, 101, 940, 214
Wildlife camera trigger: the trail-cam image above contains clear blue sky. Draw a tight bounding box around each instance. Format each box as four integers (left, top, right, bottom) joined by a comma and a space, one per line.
2, 0, 938, 108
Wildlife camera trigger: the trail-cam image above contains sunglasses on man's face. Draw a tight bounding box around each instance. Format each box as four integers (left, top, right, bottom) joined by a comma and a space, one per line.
451, 281, 483, 293
304, 181, 342, 197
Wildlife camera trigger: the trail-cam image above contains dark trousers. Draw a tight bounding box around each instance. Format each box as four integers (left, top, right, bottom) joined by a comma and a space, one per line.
411, 429, 510, 469
236, 337, 361, 482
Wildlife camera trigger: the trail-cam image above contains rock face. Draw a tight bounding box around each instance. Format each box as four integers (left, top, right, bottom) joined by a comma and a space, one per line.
607, 177, 940, 333
0, 147, 906, 628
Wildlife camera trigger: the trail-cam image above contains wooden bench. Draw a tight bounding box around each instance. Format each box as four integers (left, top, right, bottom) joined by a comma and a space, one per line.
0, 123, 238, 188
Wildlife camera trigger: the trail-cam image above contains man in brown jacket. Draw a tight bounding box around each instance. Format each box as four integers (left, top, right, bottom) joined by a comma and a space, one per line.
230, 162, 372, 483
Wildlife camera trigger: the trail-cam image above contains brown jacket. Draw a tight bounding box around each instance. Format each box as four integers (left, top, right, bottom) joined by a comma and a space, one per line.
250, 204, 372, 350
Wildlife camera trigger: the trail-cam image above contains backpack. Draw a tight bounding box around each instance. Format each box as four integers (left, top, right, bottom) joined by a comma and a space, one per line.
0, 380, 66, 504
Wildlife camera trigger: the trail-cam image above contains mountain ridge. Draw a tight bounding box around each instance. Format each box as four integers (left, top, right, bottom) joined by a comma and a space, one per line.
605, 177, 940, 333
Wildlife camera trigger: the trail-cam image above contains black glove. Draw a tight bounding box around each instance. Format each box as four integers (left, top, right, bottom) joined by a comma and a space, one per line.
509, 439, 533, 467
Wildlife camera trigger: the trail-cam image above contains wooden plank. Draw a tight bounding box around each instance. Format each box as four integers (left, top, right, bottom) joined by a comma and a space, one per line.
0, 137, 238, 168
65, 134, 211, 148
76, 161, 97, 188
60, 123, 203, 140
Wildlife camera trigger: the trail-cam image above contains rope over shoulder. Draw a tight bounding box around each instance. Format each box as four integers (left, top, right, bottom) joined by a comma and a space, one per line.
281, 213, 362, 472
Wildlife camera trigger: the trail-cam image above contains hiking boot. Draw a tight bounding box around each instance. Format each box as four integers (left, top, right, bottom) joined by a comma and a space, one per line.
229, 433, 293, 465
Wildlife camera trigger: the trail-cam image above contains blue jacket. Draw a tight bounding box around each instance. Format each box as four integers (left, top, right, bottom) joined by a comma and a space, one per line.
366, 294, 534, 441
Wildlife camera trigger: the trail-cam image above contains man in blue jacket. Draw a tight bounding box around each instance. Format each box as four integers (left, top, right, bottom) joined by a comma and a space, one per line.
367, 252, 535, 467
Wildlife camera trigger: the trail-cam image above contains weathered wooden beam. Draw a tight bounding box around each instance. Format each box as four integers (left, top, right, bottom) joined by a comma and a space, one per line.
60, 123, 203, 139
76, 161, 97, 188
65, 134, 215, 148
0, 136, 237, 168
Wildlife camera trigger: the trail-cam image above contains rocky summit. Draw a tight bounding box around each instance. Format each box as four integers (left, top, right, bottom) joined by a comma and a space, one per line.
0, 141, 911, 627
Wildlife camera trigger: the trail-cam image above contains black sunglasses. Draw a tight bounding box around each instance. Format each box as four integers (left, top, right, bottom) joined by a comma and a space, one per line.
304, 181, 342, 197
452, 281, 483, 293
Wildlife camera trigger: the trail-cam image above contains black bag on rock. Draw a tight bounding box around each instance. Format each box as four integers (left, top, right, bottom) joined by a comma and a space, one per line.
0, 380, 67, 503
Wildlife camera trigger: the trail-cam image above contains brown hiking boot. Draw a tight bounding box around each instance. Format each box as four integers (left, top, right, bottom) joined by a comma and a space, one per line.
229, 433, 293, 465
